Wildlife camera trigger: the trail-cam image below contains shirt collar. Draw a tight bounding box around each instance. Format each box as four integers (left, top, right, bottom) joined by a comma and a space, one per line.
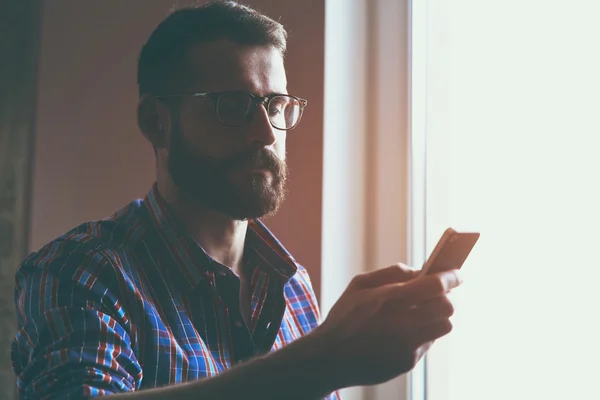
245, 218, 298, 281
140, 184, 298, 292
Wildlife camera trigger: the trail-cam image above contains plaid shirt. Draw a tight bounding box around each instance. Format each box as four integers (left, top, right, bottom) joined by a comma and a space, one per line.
12, 184, 341, 399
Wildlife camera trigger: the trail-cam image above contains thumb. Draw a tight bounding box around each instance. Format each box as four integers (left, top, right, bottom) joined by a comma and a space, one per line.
351, 263, 419, 290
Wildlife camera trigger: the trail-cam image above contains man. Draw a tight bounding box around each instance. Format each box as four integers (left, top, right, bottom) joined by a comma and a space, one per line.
11, 1, 461, 399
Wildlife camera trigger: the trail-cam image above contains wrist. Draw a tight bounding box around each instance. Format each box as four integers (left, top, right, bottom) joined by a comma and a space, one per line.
231, 328, 339, 400
292, 326, 345, 394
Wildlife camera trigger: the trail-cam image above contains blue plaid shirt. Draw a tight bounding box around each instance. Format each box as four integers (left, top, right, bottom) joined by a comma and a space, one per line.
12, 184, 341, 399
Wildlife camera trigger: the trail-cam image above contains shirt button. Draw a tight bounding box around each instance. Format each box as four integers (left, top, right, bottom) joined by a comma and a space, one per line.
235, 320, 243, 328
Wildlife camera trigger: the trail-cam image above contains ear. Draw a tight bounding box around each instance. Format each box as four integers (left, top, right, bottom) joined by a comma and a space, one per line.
137, 94, 168, 149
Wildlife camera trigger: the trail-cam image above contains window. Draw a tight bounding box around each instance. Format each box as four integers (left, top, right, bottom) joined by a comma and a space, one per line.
413, 1, 600, 399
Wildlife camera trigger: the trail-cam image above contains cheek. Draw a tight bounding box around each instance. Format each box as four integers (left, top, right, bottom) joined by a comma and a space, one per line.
179, 109, 238, 157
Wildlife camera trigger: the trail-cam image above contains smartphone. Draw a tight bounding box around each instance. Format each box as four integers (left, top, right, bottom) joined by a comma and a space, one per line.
419, 228, 480, 276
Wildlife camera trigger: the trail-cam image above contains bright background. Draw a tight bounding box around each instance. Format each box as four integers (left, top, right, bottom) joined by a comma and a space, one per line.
419, 1, 600, 399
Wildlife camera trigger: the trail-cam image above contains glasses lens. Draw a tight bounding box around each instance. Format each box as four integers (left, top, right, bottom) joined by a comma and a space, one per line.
268, 96, 302, 130
216, 92, 253, 125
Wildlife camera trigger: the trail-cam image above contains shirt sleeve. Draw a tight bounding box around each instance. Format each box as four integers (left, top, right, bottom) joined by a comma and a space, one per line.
11, 239, 143, 399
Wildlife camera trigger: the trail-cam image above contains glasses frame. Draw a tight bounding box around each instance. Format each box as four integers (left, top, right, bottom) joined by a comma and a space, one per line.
155, 90, 308, 131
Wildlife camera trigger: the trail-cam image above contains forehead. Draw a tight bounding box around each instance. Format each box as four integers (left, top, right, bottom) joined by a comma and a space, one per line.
183, 40, 288, 95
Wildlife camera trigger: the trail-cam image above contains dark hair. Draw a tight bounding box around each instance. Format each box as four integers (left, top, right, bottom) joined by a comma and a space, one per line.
137, 0, 288, 97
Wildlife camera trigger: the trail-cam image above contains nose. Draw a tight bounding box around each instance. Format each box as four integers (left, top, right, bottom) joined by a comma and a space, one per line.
245, 104, 278, 148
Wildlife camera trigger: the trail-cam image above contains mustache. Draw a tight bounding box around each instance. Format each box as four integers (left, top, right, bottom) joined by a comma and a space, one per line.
224, 149, 285, 174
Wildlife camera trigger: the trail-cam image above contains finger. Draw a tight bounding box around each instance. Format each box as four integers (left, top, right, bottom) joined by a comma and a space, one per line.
414, 320, 453, 346
408, 294, 455, 327
386, 269, 463, 304
350, 263, 419, 290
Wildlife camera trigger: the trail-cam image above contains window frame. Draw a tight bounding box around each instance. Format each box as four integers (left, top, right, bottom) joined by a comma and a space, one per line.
321, 0, 418, 399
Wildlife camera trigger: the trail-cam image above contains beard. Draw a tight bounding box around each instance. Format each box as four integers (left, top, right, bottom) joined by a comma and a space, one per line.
167, 120, 288, 220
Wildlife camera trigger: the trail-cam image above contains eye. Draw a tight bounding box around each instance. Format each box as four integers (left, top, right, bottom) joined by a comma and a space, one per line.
268, 97, 288, 116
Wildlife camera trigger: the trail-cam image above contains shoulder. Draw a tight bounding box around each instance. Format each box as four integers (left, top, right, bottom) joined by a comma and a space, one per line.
284, 263, 322, 327
22, 198, 145, 266
16, 200, 147, 316
288, 263, 317, 294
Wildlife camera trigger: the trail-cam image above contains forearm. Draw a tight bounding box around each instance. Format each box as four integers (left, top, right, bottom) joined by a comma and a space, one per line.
113, 330, 338, 400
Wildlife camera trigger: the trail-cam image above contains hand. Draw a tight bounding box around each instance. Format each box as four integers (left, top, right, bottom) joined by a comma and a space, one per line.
313, 264, 462, 388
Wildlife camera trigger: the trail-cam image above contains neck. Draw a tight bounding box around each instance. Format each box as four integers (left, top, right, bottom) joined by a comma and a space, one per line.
156, 180, 249, 276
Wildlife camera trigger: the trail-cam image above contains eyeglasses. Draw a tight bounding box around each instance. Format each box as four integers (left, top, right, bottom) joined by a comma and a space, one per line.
156, 91, 308, 131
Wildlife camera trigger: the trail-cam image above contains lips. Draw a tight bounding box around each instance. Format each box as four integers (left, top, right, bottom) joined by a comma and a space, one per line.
247, 154, 280, 174
247, 165, 274, 176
